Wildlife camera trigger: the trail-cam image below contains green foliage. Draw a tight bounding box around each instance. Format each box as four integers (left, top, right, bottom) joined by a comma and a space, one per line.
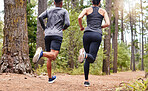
116, 78, 148, 91
34, 60, 47, 75
27, 1, 37, 65
144, 43, 148, 72
117, 42, 131, 71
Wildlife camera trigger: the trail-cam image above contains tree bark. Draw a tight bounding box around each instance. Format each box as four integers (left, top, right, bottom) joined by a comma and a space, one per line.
36, 0, 47, 67
80, 0, 83, 6
0, 0, 31, 73
28, 0, 30, 3
129, 3, 135, 71
68, 31, 75, 69
71, 0, 78, 8
113, 0, 118, 73
140, 0, 144, 71
102, 0, 112, 75
121, 7, 124, 42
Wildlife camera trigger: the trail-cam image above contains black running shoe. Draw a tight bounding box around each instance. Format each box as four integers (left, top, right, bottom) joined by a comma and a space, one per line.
84, 81, 90, 87
48, 76, 57, 83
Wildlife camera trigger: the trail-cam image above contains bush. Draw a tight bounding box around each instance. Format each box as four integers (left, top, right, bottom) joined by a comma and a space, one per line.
117, 42, 131, 71
116, 78, 148, 91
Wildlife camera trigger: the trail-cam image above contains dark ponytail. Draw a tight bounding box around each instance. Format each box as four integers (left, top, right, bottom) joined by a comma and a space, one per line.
92, 0, 101, 5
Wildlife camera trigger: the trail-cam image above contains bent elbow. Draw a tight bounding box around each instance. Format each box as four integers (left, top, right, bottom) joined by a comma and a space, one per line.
64, 23, 70, 30
78, 16, 82, 21
107, 22, 110, 27
38, 16, 42, 21
66, 22, 70, 27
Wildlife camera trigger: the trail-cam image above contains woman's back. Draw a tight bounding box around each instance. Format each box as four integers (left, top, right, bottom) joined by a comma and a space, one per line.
85, 7, 104, 33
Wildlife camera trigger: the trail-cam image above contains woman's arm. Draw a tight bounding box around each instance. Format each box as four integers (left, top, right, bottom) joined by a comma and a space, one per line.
101, 9, 110, 28
78, 9, 87, 31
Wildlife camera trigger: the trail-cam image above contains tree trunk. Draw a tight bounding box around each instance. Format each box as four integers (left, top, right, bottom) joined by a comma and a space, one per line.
138, 15, 141, 63
71, 0, 78, 8
80, 0, 83, 6
0, 0, 31, 73
113, 0, 118, 73
130, 17, 135, 71
121, 7, 124, 42
102, 0, 112, 75
28, 0, 30, 3
129, 3, 135, 71
68, 31, 75, 69
140, 0, 144, 71
36, 0, 47, 67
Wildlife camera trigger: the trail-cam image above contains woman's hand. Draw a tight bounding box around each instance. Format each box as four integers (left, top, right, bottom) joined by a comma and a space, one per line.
80, 27, 84, 31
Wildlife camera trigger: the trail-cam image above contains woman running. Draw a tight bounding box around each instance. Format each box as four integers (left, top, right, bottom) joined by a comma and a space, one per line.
78, 0, 110, 87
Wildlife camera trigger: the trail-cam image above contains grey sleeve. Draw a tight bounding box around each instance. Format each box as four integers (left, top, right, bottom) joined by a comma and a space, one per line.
63, 10, 70, 30
38, 10, 47, 30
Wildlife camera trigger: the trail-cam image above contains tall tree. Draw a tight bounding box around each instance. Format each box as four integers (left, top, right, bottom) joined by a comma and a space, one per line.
113, 0, 119, 73
130, 6, 135, 71
71, 0, 77, 8
80, 0, 84, 6
0, 0, 31, 73
121, 0, 124, 42
36, 0, 47, 66
28, 0, 30, 3
102, 0, 112, 75
140, 0, 144, 71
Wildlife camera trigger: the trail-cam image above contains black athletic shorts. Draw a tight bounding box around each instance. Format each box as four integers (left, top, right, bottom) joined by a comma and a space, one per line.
44, 36, 63, 52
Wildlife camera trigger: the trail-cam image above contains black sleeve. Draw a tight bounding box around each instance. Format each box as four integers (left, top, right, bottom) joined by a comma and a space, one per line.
38, 10, 47, 30
63, 10, 70, 30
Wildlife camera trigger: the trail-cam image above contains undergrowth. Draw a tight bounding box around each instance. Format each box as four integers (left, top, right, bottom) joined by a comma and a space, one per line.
116, 78, 148, 91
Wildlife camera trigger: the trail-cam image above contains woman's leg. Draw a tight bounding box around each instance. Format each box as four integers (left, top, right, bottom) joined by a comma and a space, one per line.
87, 41, 101, 63
84, 59, 90, 81
83, 32, 102, 81
86, 32, 102, 63
83, 32, 90, 81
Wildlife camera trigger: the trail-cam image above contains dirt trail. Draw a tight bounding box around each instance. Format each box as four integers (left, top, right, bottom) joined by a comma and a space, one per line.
0, 71, 145, 91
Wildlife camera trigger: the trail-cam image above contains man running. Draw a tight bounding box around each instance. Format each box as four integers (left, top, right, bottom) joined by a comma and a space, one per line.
33, 0, 70, 83
78, 0, 110, 87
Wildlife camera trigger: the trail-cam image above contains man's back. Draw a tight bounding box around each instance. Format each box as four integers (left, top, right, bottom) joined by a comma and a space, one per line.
38, 7, 70, 37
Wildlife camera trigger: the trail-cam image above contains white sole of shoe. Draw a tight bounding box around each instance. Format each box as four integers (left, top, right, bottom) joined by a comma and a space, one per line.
33, 47, 42, 63
78, 48, 85, 63
84, 84, 90, 87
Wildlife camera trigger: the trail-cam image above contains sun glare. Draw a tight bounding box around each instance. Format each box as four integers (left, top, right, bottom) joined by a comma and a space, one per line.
123, 0, 137, 12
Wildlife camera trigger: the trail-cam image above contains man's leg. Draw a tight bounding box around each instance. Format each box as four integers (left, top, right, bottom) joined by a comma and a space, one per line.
46, 50, 59, 83
46, 50, 59, 78
43, 49, 59, 60
47, 58, 52, 78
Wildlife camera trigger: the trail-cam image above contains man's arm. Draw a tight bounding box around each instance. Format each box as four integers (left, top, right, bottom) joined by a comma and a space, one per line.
38, 10, 47, 30
63, 10, 70, 30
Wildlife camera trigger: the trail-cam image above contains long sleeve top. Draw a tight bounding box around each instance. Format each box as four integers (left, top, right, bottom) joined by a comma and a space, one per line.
38, 7, 70, 37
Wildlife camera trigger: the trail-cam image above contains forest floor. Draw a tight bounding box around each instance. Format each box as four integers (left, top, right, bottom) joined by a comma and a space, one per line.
0, 71, 145, 91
